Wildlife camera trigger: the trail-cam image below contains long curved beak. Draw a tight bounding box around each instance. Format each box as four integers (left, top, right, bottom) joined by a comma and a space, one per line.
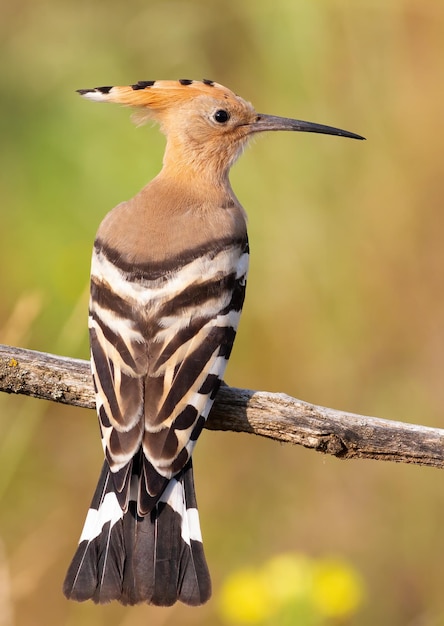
248, 114, 365, 140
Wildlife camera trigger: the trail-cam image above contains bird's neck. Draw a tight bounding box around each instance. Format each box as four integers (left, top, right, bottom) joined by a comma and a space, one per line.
161, 136, 237, 195
155, 166, 239, 215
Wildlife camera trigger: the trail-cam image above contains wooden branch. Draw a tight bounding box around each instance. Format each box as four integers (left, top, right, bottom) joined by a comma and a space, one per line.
1, 343, 443, 469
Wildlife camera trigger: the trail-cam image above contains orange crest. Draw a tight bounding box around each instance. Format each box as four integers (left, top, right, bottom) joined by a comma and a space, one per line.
77, 79, 236, 112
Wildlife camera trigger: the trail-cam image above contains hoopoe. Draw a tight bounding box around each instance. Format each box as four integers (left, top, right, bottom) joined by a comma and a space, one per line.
63, 79, 364, 607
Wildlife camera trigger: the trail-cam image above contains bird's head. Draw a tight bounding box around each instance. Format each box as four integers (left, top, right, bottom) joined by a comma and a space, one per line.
77, 79, 364, 181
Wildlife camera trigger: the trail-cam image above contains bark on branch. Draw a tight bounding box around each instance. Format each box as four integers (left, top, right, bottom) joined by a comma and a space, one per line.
1, 343, 443, 469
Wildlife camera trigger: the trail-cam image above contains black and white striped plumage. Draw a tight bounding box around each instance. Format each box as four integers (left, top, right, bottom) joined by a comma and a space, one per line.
64, 226, 248, 605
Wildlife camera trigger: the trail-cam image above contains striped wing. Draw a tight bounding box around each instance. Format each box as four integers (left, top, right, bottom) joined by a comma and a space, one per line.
89, 235, 249, 514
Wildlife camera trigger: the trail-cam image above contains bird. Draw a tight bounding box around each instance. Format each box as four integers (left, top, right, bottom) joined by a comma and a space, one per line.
63, 78, 364, 607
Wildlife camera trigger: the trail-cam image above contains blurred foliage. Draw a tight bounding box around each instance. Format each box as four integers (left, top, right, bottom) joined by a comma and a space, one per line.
218, 552, 365, 625
1, 0, 444, 625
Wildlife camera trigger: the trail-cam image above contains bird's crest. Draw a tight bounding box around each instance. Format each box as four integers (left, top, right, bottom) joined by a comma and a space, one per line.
77, 79, 235, 111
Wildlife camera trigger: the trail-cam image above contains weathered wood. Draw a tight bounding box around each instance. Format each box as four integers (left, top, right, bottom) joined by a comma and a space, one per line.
1, 343, 443, 468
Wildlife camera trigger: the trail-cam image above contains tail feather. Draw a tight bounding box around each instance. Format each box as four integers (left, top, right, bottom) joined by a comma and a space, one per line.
63, 457, 211, 606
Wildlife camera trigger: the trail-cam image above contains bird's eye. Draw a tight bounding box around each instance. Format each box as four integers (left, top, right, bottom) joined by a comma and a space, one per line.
213, 109, 230, 124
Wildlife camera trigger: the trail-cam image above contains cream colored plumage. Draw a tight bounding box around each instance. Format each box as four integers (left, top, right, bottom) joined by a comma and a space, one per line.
63, 79, 364, 607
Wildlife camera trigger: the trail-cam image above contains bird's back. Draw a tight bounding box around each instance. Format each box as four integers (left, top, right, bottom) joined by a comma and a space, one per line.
64, 175, 249, 604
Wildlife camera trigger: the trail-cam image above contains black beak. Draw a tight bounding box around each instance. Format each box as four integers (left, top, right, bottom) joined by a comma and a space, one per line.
248, 114, 365, 140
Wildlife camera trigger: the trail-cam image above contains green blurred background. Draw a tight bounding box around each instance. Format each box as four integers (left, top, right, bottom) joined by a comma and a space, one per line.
1, 0, 444, 624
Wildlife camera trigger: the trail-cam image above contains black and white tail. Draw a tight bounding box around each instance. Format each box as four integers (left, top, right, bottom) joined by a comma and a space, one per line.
63, 454, 211, 606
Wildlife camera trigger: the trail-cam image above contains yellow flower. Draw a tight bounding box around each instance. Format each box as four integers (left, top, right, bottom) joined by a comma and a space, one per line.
259, 553, 313, 605
219, 567, 275, 624
311, 557, 365, 619
218, 553, 366, 624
